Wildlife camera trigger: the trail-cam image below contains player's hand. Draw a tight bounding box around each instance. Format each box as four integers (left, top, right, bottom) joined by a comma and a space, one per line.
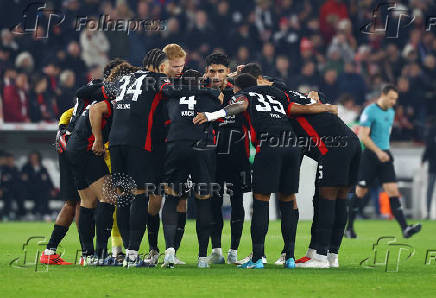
307, 91, 320, 103
376, 150, 390, 163
92, 139, 105, 156
193, 112, 208, 125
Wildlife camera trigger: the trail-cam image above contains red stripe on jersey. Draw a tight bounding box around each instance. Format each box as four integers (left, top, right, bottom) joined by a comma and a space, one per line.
243, 111, 258, 151
145, 82, 171, 151
286, 102, 295, 117
101, 86, 109, 99
242, 124, 250, 159
212, 129, 216, 145
295, 117, 328, 155
164, 120, 171, 125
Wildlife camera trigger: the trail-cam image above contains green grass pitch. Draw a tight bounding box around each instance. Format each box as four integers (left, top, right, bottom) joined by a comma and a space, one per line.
0, 220, 435, 297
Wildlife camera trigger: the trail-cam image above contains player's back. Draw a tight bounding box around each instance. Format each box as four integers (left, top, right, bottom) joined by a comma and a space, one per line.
109, 70, 170, 151
240, 85, 294, 136
68, 100, 112, 152
287, 90, 354, 137
164, 85, 221, 144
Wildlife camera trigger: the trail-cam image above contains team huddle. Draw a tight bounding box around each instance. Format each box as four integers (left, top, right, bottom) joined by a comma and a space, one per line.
39, 43, 421, 270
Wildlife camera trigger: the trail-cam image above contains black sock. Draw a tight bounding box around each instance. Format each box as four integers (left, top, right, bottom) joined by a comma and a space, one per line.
389, 197, 408, 230
329, 199, 347, 254
347, 193, 360, 229
195, 198, 213, 257
95, 202, 115, 258
174, 212, 186, 251
316, 199, 336, 256
147, 213, 160, 252
210, 194, 223, 249
162, 195, 178, 249
251, 199, 269, 262
116, 199, 130, 249
230, 190, 244, 250
47, 225, 69, 251
128, 194, 148, 251
290, 209, 299, 259
78, 207, 95, 256
279, 200, 293, 259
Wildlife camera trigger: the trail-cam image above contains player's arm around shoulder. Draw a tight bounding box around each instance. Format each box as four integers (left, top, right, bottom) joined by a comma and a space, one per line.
193, 94, 249, 125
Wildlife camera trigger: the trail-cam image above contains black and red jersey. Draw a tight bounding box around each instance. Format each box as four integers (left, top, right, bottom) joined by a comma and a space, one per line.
107, 70, 170, 151
163, 85, 221, 144
285, 90, 357, 159
215, 82, 251, 158
237, 85, 295, 141
66, 99, 112, 152
67, 79, 103, 133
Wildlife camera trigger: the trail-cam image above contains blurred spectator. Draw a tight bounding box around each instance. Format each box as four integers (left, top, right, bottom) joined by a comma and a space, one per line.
0, 153, 25, 220
337, 93, 359, 125
337, 61, 366, 104
294, 61, 319, 92
63, 41, 87, 86
79, 25, 110, 68
58, 70, 76, 114
2, 70, 30, 123
319, 68, 339, 101
392, 105, 415, 141
258, 42, 276, 76
272, 55, 292, 88
15, 52, 34, 74
319, 0, 349, 43
29, 75, 57, 122
272, 16, 300, 59
21, 151, 56, 219
1, 29, 19, 59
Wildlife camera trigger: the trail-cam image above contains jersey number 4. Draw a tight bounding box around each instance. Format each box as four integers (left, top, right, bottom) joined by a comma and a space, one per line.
115, 75, 147, 102
179, 95, 197, 110
249, 92, 286, 114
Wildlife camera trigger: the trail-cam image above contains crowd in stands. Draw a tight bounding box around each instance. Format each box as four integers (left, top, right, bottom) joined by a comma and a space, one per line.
1, 0, 435, 142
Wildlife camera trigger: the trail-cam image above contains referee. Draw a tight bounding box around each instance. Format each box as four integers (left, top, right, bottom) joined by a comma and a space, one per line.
346, 85, 422, 238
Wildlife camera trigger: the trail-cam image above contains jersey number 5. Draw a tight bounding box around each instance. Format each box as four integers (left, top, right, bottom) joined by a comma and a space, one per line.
249, 92, 286, 114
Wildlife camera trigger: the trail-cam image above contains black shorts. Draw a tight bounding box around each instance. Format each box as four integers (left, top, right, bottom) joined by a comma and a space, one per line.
58, 153, 80, 202
162, 141, 216, 196
109, 145, 162, 191
66, 150, 109, 190
252, 144, 302, 195
357, 149, 396, 187
216, 136, 251, 194
317, 136, 362, 187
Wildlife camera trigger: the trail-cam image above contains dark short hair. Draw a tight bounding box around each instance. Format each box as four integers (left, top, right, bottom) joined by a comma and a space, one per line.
205, 53, 230, 67
234, 73, 257, 90
241, 63, 262, 78
181, 69, 202, 85
382, 84, 398, 95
